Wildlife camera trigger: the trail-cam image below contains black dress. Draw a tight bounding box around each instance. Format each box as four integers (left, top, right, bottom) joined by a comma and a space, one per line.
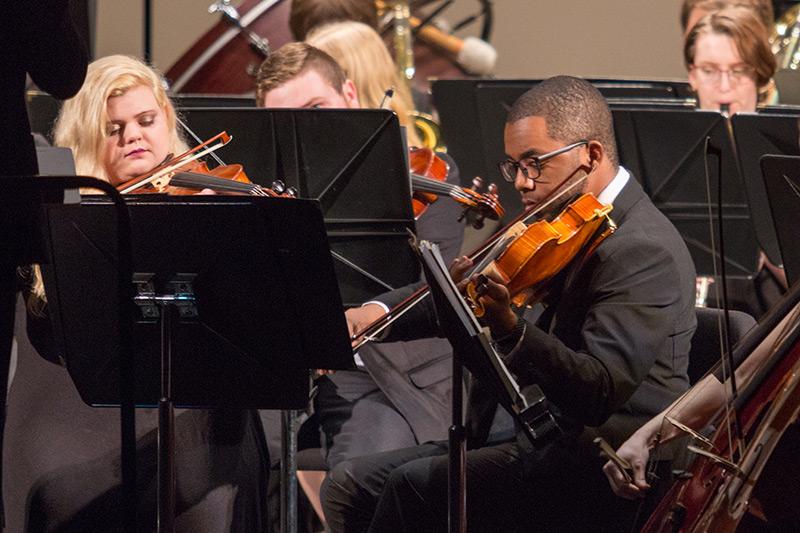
4, 295, 270, 532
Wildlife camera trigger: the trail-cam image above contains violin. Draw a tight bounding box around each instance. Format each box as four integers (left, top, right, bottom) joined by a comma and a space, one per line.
409, 147, 504, 229
351, 175, 610, 349
465, 193, 614, 316
116, 132, 295, 197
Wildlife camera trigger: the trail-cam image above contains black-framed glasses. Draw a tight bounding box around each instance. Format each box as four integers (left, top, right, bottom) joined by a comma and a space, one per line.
498, 140, 588, 183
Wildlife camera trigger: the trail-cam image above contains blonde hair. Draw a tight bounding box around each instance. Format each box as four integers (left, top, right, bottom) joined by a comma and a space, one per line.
31, 56, 187, 314
306, 21, 422, 147
53, 54, 187, 183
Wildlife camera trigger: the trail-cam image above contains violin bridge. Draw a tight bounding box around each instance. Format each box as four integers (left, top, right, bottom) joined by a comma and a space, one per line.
151, 171, 175, 192
687, 444, 743, 476
666, 415, 716, 451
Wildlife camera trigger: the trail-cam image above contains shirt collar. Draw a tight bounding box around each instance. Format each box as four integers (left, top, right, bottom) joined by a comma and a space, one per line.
596, 166, 630, 205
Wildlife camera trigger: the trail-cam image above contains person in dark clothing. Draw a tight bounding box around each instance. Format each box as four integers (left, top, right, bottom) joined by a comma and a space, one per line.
256, 42, 464, 470
322, 76, 698, 532
0, 1, 87, 524
4, 54, 270, 532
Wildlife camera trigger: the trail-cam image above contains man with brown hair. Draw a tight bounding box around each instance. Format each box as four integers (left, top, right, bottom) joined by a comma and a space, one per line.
680, 0, 774, 34
256, 42, 465, 472
256, 42, 358, 109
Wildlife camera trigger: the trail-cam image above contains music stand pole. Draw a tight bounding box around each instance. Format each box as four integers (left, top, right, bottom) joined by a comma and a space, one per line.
280, 409, 301, 533
158, 303, 177, 533
9, 176, 138, 531
417, 241, 561, 533
448, 353, 467, 533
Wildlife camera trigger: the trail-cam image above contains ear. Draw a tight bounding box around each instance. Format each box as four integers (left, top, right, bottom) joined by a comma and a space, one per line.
342, 79, 360, 108
586, 140, 604, 172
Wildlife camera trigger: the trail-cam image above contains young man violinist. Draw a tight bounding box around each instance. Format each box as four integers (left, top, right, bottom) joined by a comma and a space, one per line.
255, 42, 466, 474
321, 76, 698, 532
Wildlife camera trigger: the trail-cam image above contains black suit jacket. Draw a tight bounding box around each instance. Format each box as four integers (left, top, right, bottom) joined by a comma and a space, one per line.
379, 175, 697, 450
502, 176, 697, 449
353, 154, 465, 444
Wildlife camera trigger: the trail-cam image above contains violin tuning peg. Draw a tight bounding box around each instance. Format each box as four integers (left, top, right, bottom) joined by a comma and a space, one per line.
285, 186, 298, 198
472, 214, 485, 230
487, 183, 498, 195
270, 180, 286, 194
472, 176, 485, 191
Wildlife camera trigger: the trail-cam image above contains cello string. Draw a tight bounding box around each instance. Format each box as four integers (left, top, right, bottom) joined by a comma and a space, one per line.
701, 136, 740, 460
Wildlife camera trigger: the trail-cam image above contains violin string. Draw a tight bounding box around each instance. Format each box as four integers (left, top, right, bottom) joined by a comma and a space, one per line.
176, 116, 227, 167
354, 170, 588, 345
411, 174, 487, 208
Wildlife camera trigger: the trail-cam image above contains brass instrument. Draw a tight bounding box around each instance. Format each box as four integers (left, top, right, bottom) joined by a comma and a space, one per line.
411, 111, 446, 152
772, 5, 800, 70
378, 0, 445, 151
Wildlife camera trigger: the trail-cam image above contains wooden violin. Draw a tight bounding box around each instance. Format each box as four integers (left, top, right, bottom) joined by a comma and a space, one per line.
409, 147, 504, 229
465, 193, 614, 316
350, 175, 607, 349
116, 131, 295, 197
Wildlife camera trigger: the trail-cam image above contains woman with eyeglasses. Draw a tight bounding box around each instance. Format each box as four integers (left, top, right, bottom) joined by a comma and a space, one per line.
684, 6, 776, 114
685, 7, 788, 295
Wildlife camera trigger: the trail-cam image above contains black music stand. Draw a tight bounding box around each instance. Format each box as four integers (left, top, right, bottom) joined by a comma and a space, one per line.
417, 240, 559, 533
732, 111, 800, 266
178, 108, 420, 306
39, 195, 353, 531
1, 175, 137, 531
760, 155, 800, 286
612, 106, 761, 278
178, 107, 420, 531
432, 79, 693, 221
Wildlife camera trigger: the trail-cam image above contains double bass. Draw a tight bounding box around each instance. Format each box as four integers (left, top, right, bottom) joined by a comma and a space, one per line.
640, 281, 800, 531
165, 0, 490, 94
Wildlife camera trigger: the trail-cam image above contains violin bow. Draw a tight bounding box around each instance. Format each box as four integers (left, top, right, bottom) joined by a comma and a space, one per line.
117, 132, 232, 194
350, 171, 593, 349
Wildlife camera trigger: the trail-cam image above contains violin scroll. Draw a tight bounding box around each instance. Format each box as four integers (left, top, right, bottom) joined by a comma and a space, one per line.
408, 147, 505, 229
457, 175, 504, 230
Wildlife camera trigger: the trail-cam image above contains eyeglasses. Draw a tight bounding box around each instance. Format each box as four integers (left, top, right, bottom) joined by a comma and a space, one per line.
498, 140, 588, 183
691, 64, 755, 86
